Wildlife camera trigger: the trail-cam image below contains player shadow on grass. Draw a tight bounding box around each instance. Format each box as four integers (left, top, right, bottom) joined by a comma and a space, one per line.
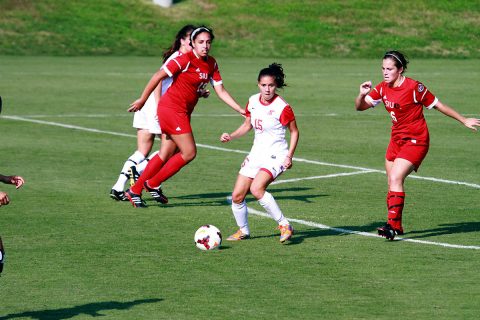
148, 187, 326, 207
250, 221, 382, 245
0, 298, 162, 320
403, 221, 480, 239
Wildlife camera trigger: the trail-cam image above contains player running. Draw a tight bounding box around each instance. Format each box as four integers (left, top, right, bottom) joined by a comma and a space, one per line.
125, 26, 245, 208
355, 50, 480, 240
220, 63, 299, 243
110, 25, 199, 203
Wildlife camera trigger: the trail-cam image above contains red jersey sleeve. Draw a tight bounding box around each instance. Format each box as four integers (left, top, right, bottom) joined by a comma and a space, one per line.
245, 101, 251, 118
414, 82, 438, 109
209, 59, 223, 86
163, 54, 189, 77
279, 105, 295, 126
365, 83, 383, 107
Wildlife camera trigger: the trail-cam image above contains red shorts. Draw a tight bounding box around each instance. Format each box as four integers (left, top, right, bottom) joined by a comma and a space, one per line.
157, 107, 192, 135
385, 139, 429, 170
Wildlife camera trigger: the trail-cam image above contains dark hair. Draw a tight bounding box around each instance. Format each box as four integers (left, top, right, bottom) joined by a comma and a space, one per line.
383, 50, 409, 73
162, 24, 196, 62
258, 63, 287, 88
190, 26, 215, 44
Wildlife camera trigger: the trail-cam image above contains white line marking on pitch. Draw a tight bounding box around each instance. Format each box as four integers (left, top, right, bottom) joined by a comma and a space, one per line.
3, 115, 479, 189
224, 197, 480, 250
3, 115, 479, 249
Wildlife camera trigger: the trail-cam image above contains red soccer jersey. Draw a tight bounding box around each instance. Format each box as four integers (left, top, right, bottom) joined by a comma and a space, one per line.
366, 77, 438, 144
161, 51, 223, 114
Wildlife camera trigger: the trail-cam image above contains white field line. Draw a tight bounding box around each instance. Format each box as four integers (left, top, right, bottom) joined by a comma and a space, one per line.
3, 115, 480, 250
4, 115, 479, 189
271, 170, 376, 185
245, 205, 480, 250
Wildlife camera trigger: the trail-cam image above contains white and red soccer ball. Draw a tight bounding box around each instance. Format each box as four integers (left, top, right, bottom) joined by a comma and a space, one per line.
194, 225, 222, 251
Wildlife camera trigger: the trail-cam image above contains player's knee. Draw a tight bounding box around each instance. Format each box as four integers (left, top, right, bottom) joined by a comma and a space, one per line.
249, 185, 264, 200
231, 192, 245, 204
181, 150, 197, 162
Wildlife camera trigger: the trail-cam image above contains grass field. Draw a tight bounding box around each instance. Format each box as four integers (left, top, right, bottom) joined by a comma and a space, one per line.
0, 56, 479, 319
1, 0, 479, 58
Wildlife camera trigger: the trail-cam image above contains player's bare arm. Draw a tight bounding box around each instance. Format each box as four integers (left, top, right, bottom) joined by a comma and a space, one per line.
434, 101, 480, 131
284, 120, 299, 169
213, 84, 245, 115
220, 117, 252, 143
129, 69, 169, 112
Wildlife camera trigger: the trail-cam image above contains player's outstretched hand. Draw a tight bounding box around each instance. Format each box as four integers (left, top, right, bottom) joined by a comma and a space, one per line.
10, 176, 24, 189
463, 118, 480, 131
220, 133, 231, 143
128, 98, 145, 112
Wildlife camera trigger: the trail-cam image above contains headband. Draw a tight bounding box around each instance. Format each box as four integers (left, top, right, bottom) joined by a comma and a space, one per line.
190, 27, 211, 41
385, 53, 403, 66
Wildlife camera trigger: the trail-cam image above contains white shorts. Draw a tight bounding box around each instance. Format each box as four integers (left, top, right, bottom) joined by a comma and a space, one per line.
132, 93, 162, 134
239, 151, 287, 180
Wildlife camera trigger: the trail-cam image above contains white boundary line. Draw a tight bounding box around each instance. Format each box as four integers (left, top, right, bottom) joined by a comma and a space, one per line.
3, 115, 479, 250
245, 206, 480, 250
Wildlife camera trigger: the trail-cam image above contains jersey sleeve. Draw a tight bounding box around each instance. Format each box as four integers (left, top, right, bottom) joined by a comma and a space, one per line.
245, 101, 251, 118
163, 54, 189, 77
414, 82, 438, 109
365, 83, 383, 107
279, 105, 295, 126
209, 60, 223, 86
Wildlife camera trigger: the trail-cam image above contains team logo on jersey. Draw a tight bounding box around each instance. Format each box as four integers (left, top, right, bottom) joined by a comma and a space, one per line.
418, 83, 424, 92
176, 127, 181, 131
268, 110, 274, 115
270, 155, 276, 159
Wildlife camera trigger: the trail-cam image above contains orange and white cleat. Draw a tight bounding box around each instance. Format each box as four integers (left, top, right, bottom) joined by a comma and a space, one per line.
278, 224, 294, 243
226, 229, 250, 241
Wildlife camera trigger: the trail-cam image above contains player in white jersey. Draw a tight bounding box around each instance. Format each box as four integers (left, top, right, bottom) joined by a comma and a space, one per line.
220, 63, 299, 243
110, 25, 196, 202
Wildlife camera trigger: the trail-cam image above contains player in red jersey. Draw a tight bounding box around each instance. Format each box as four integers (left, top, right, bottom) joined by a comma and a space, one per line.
355, 50, 480, 240
220, 63, 299, 243
125, 26, 245, 208
110, 24, 196, 203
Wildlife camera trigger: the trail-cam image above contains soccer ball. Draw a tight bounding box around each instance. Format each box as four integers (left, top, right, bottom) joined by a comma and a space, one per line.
194, 225, 222, 251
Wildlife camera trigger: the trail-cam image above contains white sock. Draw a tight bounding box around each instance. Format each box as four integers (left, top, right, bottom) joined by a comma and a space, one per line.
258, 191, 289, 226
232, 200, 249, 235
137, 151, 159, 174
112, 151, 145, 191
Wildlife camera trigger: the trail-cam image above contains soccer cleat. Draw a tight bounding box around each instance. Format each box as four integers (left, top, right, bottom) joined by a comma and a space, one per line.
278, 224, 294, 243
0, 236, 5, 275
377, 223, 403, 240
110, 189, 128, 201
128, 166, 140, 187
143, 182, 168, 204
124, 189, 147, 208
226, 229, 250, 241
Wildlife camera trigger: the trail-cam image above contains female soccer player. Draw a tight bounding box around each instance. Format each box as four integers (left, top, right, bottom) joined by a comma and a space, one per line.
110, 25, 197, 202
355, 50, 480, 240
220, 63, 299, 243
125, 26, 245, 208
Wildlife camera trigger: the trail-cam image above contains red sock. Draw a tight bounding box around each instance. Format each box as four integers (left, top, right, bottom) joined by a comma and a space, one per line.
147, 153, 187, 188
131, 154, 164, 194
387, 191, 405, 231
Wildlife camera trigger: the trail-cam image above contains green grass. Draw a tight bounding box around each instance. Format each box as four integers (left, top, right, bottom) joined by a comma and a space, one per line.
0, 56, 479, 319
0, 0, 479, 58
